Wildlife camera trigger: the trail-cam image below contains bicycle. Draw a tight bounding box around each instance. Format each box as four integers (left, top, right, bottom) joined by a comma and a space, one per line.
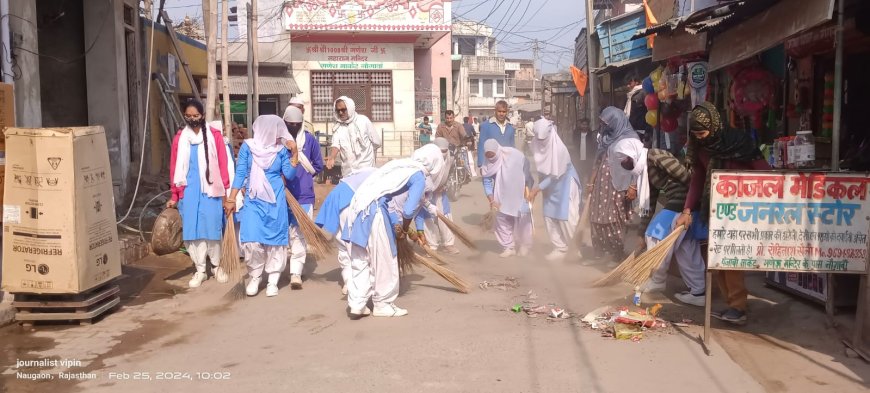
446, 144, 470, 202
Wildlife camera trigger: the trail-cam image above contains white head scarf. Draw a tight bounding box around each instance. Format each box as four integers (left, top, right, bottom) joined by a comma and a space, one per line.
530, 118, 571, 177
432, 137, 452, 188
283, 106, 316, 174
481, 139, 526, 217
348, 144, 445, 219
609, 138, 650, 217
245, 115, 291, 203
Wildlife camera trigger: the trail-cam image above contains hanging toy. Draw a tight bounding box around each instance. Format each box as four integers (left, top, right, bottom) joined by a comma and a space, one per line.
642, 77, 655, 94
644, 93, 659, 110
645, 110, 659, 127
661, 116, 678, 132
730, 66, 776, 129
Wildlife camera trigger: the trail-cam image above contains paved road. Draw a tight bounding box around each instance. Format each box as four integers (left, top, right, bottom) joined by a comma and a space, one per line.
2, 179, 767, 393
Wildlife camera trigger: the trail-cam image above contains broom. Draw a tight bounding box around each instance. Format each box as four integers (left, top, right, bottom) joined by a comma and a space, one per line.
437, 212, 477, 250
593, 225, 686, 287
221, 212, 247, 300
574, 195, 593, 247
285, 189, 335, 259
396, 232, 470, 293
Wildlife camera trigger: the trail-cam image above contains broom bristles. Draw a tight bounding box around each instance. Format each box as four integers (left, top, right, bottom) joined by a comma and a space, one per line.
437, 212, 477, 250
396, 235, 470, 293
285, 189, 335, 259
480, 210, 496, 231
221, 214, 247, 300
592, 225, 686, 287
574, 195, 593, 247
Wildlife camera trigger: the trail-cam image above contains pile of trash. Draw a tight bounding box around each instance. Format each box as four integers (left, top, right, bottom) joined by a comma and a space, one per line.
508, 290, 573, 322
580, 304, 672, 341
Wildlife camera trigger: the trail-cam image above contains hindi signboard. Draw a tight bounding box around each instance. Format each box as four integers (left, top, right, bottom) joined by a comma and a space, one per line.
283, 0, 451, 32
708, 171, 870, 274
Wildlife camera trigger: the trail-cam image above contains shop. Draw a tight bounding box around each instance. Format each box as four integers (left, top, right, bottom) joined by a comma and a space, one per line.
283, 0, 452, 159
632, 0, 870, 355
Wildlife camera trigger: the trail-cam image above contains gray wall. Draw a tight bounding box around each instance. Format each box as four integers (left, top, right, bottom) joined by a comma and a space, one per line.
9, 0, 41, 127
84, 0, 131, 206
37, 0, 89, 126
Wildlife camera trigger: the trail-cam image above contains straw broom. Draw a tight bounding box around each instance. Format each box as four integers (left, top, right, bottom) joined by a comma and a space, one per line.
396, 231, 470, 293
593, 225, 686, 287
436, 212, 477, 250
285, 189, 335, 259
221, 212, 247, 300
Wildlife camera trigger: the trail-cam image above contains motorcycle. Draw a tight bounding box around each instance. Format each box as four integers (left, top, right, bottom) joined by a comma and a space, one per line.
446, 144, 470, 202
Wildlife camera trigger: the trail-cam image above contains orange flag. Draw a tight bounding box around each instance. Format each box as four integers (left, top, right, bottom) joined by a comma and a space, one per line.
643, 0, 658, 49
570, 65, 588, 97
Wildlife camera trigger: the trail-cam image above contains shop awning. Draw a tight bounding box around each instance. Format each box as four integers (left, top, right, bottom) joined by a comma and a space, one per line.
707, 0, 835, 71
593, 56, 651, 75
631, 0, 776, 40
225, 76, 301, 95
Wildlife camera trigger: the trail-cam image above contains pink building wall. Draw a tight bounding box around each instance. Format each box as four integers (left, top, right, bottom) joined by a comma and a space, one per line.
414, 34, 453, 122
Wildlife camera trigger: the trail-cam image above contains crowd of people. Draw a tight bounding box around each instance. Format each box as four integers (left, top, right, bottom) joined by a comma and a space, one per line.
167, 94, 767, 326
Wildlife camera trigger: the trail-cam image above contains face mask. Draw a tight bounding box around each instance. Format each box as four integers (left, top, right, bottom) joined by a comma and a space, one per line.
286, 122, 302, 135
186, 118, 204, 129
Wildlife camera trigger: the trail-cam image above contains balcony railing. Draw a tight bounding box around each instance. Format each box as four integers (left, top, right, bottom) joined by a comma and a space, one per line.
462, 56, 505, 75
468, 96, 517, 108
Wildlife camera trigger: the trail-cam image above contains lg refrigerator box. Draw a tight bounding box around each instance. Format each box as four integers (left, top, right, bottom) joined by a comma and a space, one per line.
1, 126, 121, 294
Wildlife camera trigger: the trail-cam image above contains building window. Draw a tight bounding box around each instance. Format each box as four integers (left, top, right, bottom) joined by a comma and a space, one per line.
457, 37, 476, 56
311, 71, 393, 122
483, 79, 493, 97
496, 79, 505, 95
470, 79, 480, 96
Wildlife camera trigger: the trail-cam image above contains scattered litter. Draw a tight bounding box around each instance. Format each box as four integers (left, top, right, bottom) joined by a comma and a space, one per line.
479, 277, 520, 290
579, 303, 673, 341
511, 304, 523, 313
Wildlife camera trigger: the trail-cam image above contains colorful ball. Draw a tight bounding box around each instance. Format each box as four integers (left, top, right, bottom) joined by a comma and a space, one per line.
645, 110, 659, 127
642, 77, 655, 94
644, 93, 659, 110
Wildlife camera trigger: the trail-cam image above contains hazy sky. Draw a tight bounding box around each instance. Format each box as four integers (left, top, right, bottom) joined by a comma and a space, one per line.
161, 0, 586, 73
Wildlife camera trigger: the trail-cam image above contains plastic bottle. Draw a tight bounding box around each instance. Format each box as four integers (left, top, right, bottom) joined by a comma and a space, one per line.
633, 286, 642, 307
793, 130, 816, 169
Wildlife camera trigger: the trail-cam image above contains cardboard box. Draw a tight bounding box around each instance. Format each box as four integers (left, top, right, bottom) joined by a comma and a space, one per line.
2, 127, 121, 294
0, 83, 14, 150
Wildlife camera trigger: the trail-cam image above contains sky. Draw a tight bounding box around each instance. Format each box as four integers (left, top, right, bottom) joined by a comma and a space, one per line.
160, 0, 586, 73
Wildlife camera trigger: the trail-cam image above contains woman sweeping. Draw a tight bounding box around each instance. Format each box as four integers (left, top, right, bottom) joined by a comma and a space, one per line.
528, 118, 582, 261
225, 115, 299, 297
344, 145, 445, 318
168, 100, 230, 289
481, 139, 534, 258
314, 167, 377, 295
283, 105, 324, 290
421, 137, 459, 255
588, 107, 640, 264
675, 102, 769, 325
608, 137, 706, 307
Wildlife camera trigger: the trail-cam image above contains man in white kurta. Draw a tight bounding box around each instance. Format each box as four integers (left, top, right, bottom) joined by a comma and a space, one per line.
325, 96, 382, 177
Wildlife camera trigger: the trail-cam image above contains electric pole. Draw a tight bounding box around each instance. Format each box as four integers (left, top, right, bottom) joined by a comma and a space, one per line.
585, 0, 598, 130
532, 39, 539, 110
252, 0, 260, 119
205, 0, 218, 123
246, 3, 253, 124
221, 0, 231, 137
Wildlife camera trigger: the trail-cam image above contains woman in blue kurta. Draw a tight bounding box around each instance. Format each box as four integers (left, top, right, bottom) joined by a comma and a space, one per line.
168, 100, 230, 289
529, 119, 582, 261
344, 144, 445, 319
225, 115, 298, 297
420, 138, 459, 254
314, 167, 376, 295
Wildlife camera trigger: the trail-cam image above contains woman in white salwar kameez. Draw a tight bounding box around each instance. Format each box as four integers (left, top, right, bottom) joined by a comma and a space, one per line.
344, 145, 445, 319
421, 138, 459, 254
528, 119, 582, 261
481, 140, 535, 258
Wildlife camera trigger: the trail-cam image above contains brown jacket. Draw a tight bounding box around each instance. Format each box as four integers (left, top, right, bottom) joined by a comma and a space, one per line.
436, 121, 465, 147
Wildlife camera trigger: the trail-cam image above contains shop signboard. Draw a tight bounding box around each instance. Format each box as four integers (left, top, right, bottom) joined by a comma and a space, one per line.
708, 171, 870, 274
282, 0, 451, 32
